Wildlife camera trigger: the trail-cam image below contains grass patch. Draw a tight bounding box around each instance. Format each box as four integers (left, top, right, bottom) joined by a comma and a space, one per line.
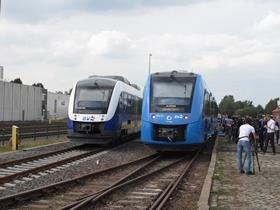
211, 189, 228, 196
0, 136, 69, 153
213, 174, 223, 181
211, 207, 230, 210
218, 156, 225, 162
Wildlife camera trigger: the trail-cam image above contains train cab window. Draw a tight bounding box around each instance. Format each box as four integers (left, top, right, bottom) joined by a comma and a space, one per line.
74, 79, 116, 114
150, 75, 196, 113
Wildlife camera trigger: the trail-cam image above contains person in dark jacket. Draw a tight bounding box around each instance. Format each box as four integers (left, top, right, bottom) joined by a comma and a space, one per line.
258, 116, 267, 152
275, 121, 279, 144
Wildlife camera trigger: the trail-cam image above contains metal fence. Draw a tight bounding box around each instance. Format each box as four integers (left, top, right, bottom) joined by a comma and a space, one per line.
0, 121, 67, 145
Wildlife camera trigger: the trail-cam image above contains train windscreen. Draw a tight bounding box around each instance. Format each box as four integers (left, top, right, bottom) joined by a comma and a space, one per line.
74, 79, 116, 114
150, 76, 196, 113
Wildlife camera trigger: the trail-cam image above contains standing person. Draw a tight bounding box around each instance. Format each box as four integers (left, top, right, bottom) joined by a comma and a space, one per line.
237, 118, 257, 175
258, 116, 265, 151
264, 115, 276, 155
275, 121, 279, 145
232, 120, 238, 142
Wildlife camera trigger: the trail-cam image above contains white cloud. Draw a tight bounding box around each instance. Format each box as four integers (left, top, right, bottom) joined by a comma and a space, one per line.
255, 11, 280, 32
1, 0, 280, 105
87, 30, 135, 58
49, 31, 90, 66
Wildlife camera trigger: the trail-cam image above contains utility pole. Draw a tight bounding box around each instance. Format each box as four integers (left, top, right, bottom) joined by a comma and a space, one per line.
148, 53, 152, 75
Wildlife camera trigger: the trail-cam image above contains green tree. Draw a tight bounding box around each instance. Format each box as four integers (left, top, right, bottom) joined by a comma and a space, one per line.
32, 83, 45, 89
234, 101, 245, 110
255, 105, 264, 116
264, 98, 279, 114
219, 95, 235, 116
10, 78, 23, 84
235, 106, 257, 117
64, 88, 72, 95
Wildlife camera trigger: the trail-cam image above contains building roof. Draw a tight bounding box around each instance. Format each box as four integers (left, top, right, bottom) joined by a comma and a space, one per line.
272, 106, 280, 113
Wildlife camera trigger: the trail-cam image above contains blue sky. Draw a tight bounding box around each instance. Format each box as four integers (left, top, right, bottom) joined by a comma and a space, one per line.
1, 0, 280, 106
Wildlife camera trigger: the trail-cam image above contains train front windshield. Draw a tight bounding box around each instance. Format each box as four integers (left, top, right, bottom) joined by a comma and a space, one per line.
74, 79, 116, 114
150, 76, 196, 113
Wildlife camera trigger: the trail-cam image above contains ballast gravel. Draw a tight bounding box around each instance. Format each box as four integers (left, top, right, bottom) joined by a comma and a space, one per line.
0, 140, 155, 198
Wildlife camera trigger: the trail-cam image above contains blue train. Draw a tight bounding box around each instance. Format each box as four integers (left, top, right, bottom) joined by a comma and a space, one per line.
67, 75, 142, 145
141, 71, 218, 151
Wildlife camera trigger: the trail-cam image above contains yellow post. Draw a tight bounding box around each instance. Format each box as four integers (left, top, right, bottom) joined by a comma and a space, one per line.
12, 125, 19, 151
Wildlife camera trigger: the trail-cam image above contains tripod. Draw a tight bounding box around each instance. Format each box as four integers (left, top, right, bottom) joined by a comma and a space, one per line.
242, 141, 261, 174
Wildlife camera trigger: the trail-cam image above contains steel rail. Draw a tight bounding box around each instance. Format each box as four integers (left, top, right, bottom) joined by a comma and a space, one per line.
59, 155, 162, 210
0, 147, 104, 185
149, 148, 202, 210
0, 153, 158, 209
68, 154, 192, 210
0, 145, 84, 168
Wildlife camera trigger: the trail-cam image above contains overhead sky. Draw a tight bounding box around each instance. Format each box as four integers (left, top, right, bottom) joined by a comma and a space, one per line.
1, 0, 280, 106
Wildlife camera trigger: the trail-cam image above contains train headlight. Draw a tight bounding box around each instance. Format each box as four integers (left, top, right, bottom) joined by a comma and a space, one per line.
183, 115, 189, 120
151, 114, 156, 119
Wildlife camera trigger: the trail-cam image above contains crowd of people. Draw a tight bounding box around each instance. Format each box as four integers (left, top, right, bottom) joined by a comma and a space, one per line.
218, 115, 279, 175
219, 115, 279, 153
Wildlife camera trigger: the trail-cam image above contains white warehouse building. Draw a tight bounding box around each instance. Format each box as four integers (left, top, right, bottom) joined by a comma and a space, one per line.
0, 81, 43, 121
0, 66, 3, 81
47, 92, 70, 120
0, 80, 69, 122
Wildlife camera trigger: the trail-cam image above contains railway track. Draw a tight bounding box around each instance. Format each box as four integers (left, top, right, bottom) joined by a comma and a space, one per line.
0, 145, 83, 167
0, 145, 104, 190
0, 146, 203, 210
0, 153, 159, 209
69, 149, 202, 210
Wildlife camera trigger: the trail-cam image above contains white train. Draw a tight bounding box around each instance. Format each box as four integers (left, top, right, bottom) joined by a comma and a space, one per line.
67, 75, 142, 144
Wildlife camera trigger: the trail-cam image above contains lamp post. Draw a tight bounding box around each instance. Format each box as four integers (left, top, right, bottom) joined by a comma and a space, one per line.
148, 53, 152, 75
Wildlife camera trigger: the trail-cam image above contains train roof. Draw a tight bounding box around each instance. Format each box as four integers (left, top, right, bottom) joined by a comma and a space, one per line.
86, 75, 140, 90
88, 75, 130, 84
151, 70, 197, 78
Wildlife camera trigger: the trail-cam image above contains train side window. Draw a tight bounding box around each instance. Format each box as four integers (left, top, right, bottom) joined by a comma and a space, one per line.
118, 92, 123, 113
54, 100, 57, 114
122, 92, 127, 113
203, 91, 211, 117
134, 98, 137, 114
126, 94, 131, 113
130, 96, 135, 114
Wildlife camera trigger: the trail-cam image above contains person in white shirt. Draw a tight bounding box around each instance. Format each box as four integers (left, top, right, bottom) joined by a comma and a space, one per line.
264, 115, 276, 154
237, 118, 256, 175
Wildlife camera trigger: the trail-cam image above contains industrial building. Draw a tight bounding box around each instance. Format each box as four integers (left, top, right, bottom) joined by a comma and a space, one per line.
0, 80, 69, 122
47, 92, 70, 120
0, 66, 3, 81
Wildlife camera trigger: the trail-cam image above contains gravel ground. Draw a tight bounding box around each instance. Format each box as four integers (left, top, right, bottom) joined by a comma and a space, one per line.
0, 136, 74, 164
0, 139, 155, 198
